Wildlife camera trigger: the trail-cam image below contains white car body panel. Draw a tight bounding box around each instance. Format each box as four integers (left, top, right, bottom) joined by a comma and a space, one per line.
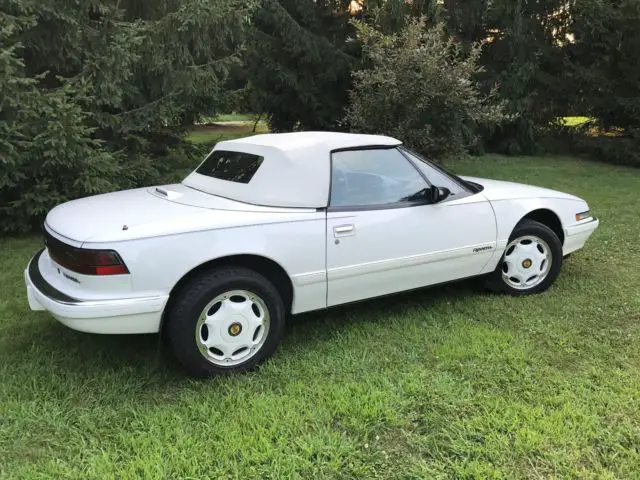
46, 184, 320, 244
25, 261, 168, 334
83, 216, 329, 315
460, 176, 594, 267
44, 211, 328, 313
24, 133, 600, 335
564, 217, 601, 255
463, 177, 583, 202
326, 193, 496, 306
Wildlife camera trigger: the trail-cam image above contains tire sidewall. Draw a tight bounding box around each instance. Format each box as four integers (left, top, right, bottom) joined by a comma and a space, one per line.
166, 268, 285, 377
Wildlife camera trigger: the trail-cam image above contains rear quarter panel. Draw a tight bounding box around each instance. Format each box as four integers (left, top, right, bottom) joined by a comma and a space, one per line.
82, 213, 327, 314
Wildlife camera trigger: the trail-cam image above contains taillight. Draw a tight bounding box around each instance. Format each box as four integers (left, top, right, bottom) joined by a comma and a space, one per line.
44, 229, 129, 276
47, 245, 129, 276
94, 265, 128, 275
78, 250, 129, 276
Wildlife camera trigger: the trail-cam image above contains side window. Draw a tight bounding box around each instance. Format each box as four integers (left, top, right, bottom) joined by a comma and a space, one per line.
330, 148, 428, 208
399, 147, 467, 196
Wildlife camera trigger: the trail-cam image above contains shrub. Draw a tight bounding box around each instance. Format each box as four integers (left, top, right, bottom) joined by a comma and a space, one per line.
572, 135, 640, 168
345, 19, 505, 159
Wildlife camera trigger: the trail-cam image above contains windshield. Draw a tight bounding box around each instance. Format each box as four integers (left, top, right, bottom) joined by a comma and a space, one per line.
398, 147, 480, 194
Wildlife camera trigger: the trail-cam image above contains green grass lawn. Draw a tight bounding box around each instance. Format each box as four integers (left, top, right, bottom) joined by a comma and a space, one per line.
212, 113, 258, 123
186, 128, 250, 145
561, 116, 592, 127
186, 122, 269, 145
1, 155, 639, 479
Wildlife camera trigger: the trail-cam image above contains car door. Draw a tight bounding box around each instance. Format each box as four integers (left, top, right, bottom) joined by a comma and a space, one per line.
326, 147, 497, 307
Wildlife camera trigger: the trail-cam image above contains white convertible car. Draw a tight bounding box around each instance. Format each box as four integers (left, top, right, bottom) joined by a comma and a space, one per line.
25, 132, 599, 376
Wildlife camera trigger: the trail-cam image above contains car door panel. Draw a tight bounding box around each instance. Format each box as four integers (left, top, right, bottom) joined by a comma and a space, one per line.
326, 194, 497, 306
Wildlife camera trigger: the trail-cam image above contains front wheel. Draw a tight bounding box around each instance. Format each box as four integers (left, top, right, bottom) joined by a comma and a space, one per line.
164, 267, 286, 377
484, 219, 563, 295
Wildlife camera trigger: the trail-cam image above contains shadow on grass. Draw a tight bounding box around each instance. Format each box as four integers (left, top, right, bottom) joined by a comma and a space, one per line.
285, 278, 480, 344
3, 279, 481, 397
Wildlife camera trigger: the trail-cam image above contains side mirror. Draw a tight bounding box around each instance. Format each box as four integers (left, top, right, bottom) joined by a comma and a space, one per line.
429, 186, 451, 204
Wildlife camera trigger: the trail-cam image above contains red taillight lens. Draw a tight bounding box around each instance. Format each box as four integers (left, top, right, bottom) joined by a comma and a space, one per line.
94, 264, 129, 276
54, 250, 129, 275
44, 230, 129, 276
93, 252, 119, 265
47, 246, 129, 276
77, 250, 129, 275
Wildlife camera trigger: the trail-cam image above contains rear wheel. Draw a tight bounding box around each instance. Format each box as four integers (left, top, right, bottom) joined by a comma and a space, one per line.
484, 219, 563, 295
165, 267, 285, 377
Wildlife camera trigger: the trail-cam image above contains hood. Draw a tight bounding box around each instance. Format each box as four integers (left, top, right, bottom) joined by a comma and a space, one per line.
45, 184, 315, 244
462, 176, 582, 202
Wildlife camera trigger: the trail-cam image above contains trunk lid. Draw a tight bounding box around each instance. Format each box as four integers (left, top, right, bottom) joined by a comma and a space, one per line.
45, 184, 311, 244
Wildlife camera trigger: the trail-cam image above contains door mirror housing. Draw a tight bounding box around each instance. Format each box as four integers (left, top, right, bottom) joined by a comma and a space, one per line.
428, 185, 451, 204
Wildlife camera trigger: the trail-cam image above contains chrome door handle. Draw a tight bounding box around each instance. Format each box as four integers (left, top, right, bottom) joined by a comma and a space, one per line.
333, 224, 355, 237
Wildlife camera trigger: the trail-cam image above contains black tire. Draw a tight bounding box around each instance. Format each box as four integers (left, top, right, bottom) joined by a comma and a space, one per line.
164, 266, 286, 378
484, 219, 563, 296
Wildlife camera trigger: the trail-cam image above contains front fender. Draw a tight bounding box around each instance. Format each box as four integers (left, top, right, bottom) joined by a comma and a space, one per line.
491, 197, 589, 247
478, 197, 589, 274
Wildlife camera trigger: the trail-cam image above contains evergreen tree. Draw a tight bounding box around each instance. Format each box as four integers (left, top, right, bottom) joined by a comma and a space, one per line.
0, 6, 118, 232
443, 0, 487, 44
444, 0, 569, 154
566, 0, 640, 134
355, 0, 438, 33
0, 0, 251, 232
243, 0, 357, 132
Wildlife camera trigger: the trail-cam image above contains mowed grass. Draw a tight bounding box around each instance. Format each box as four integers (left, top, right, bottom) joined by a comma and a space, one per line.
1, 155, 640, 479
186, 122, 269, 145
561, 116, 592, 127
211, 113, 257, 123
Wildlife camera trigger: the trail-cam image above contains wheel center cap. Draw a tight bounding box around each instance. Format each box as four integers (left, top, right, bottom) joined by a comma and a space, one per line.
522, 259, 533, 269
228, 322, 242, 337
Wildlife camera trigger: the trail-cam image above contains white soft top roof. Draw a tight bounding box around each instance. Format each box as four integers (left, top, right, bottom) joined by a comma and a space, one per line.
182, 132, 402, 208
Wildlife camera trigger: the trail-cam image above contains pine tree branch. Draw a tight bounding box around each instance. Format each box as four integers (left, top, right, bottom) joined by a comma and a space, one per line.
267, 0, 358, 62
186, 54, 237, 69
114, 92, 178, 117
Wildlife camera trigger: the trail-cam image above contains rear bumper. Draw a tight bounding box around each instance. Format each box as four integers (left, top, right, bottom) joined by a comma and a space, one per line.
563, 217, 599, 255
25, 250, 168, 334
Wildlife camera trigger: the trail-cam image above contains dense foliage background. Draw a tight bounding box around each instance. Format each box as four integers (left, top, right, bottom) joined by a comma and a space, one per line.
1, 0, 639, 232
1, 0, 251, 232
346, 20, 505, 158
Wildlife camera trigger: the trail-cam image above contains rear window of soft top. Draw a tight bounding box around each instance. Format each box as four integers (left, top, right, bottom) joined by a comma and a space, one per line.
195, 150, 263, 184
